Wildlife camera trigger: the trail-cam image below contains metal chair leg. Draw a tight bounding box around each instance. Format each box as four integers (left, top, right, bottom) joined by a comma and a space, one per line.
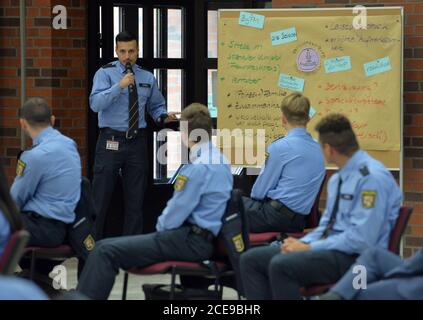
29, 250, 36, 280
170, 266, 177, 300
122, 272, 128, 300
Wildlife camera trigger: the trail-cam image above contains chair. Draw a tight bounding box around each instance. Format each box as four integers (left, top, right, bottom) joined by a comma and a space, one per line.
121, 189, 249, 300
300, 205, 414, 297
249, 174, 326, 246
21, 177, 95, 280
0, 230, 30, 275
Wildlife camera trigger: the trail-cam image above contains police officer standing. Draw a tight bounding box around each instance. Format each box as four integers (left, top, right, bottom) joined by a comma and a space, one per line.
11, 98, 81, 247
244, 93, 325, 233
90, 31, 178, 239
317, 247, 423, 300
76, 103, 233, 299
240, 113, 402, 299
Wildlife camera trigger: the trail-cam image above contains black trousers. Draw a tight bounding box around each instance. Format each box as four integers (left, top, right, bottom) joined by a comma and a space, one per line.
20, 212, 67, 275
92, 130, 149, 239
243, 197, 305, 233
76, 226, 214, 300
240, 245, 357, 299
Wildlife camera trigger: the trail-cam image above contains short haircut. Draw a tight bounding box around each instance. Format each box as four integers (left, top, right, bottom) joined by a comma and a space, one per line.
115, 31, 137, 44
281, 92, 310, 126
315, 113, 359, 156
18, 97, 52, 127
181, 103, 212, 141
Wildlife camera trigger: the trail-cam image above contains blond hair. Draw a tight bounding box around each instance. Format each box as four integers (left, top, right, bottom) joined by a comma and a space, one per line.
281, 93, 310, 126
181, 103, 212, 140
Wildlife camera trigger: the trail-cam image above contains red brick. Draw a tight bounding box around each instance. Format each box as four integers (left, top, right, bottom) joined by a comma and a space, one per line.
416, 25, 423, 35
405, 59, 423, 70
404, 170, 423, 181
408, 14, 423, 25
414, 3, 423, 13
407, 37, 423, 47
273, 0, 324, 4
410, 213, 423, 225
405, 126, 423, 136
405, 71, 423, 81
405, 25, 415, 36
415, 115, 423, 125
405, 92, 423, 103
0, 108, 18, 117
411, 226, 423, 236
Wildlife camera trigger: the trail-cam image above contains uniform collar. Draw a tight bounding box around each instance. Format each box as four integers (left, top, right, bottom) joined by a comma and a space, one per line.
338, 150, 366, 180
286, 127, 308, 137
33, 126, 54, 146
189, 141, 213, 163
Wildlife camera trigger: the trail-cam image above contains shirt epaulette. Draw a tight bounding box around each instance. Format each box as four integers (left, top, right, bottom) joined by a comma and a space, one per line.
359, 165, 370, 176
102, 63, 115, 69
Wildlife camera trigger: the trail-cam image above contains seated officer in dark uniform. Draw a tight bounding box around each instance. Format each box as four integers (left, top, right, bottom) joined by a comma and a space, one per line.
76, 103, 233, 299
10, 98, 81, 272
316, 247, 423, 300
240, 114, 402, 299
243, 93, 325, 233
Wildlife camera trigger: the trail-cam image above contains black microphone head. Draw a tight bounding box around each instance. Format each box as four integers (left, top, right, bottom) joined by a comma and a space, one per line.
125, 62, 133, 73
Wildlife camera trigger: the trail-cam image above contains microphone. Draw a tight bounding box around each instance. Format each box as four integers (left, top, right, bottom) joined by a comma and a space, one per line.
125, 62, 134, 91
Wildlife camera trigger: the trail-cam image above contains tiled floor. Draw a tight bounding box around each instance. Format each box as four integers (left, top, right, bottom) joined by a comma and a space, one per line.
61, 258, 239, 300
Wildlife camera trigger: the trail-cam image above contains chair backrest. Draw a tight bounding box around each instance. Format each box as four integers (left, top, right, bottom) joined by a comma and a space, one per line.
0, 229, 30, 275
388, 205, 413, 255
66, 177, 96, 260
215, 189, 250, 295
305, 173, 326, 229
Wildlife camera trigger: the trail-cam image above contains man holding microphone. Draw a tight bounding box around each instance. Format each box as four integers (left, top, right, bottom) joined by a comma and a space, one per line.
90, 31, 178, 239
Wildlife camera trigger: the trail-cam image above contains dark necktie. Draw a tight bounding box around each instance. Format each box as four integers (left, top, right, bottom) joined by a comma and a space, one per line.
127, 76, 139, 138
321, 176, 343, 239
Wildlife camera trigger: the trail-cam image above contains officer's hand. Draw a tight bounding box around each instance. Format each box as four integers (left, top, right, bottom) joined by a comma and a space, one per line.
281, 237, 310, 253
119, 73, 135, 89
164, 112, 181, 123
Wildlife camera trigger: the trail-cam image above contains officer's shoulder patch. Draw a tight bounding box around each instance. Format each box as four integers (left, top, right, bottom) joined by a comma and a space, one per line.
232, 234, 245, 253
102, 62, 115, 69
83, 234, 95, 251
174, 175, 188, 191
361, 190, 377, 208
16, 159, 26, 176
359, 165, 369, 176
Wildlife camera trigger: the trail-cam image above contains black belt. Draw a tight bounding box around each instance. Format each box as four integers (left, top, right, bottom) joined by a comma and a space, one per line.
187, 224, 214, 241
100, 127, 147, 139
266, 199, 299, 219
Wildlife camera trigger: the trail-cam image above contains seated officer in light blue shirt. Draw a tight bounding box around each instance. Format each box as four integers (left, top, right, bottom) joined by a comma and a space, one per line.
10, 98, 81, 276
0, 277, 48, 300
240, 114, 402, 300
0, 210, 10, 257
244, 93, 325, 233
316, 247, 423, 300
0, 162, 24, 258
77, 103, 233, 299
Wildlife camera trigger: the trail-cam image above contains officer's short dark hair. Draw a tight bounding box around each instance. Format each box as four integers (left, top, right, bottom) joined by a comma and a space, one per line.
115, 31, 137, 44
315, 113, 359, 156
19, 97, 52, 127
281, 93, 310, 126
181, 103, 212, 141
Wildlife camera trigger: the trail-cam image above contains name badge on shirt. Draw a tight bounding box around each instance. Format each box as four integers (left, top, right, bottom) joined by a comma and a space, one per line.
341, 194, 354, 200
139, 83, 151, 88
106, 140, 119, 151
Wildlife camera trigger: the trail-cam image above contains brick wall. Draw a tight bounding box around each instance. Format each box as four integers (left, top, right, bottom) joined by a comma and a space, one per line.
273, 0, 423, 257
0, 0, 87, 182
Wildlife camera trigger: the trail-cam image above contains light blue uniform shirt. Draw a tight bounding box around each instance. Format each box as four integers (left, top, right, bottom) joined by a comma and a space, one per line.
10, 127, 81, 224
301, 150, 402, 255
0, 209, 11, 256
251, 128, 325, 214
0, 277, 48, 300
90, 60, 167, 131
156, 141, 233, 236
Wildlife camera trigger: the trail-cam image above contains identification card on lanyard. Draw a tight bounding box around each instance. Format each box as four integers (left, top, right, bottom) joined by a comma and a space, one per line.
106, 138, 119, 151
